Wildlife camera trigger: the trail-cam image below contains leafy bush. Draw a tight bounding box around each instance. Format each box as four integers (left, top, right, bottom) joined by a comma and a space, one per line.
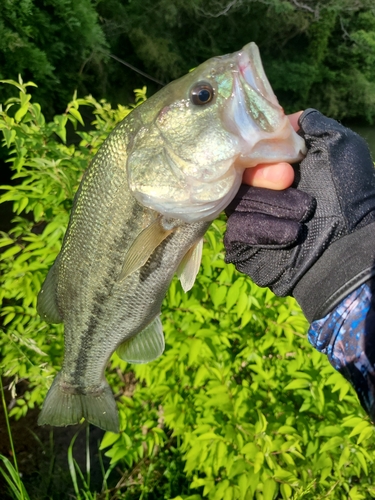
0, 0, 108, 117
0, 76, 147, 416
1, 80, 375, 499
2, 0, 375, 123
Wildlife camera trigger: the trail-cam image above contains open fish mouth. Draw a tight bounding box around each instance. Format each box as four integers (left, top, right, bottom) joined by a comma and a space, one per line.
238, 43, 279, 108
223, 42, 306, 163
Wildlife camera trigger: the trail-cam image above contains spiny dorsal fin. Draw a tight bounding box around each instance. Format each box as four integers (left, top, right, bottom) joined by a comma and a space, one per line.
116, 316, 164, 364
176, 238, 203, 292
118, 217, 176, 282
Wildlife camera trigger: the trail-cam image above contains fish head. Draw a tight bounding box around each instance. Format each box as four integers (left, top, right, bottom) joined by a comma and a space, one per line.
127, 42, 306, 222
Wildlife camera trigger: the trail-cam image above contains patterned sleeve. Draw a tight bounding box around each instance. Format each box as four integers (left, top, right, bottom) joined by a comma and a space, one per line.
308, 283, 375, 420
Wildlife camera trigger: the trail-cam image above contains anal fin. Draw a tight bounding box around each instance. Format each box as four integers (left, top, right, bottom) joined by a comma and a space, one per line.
116, 316, 164, 364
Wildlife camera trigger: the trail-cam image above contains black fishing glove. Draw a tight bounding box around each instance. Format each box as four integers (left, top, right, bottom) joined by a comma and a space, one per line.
225, 109, 375, 322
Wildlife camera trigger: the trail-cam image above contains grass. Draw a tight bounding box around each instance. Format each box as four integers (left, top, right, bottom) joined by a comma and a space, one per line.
0, 377, 30, 500
67, 424, 117, 500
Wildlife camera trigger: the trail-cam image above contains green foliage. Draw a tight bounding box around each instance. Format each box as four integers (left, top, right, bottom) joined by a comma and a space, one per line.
1, 0, 374, 122
96, 0, 375, 122
0, 0, 108, 116
1, 81, 375, 499
68, 427, 101, 500
0, 378, 30, 500
103, 222, 375, 499
0, 77, 147, 419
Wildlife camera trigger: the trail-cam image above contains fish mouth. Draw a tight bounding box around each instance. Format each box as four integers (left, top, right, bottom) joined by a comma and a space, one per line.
238, 42, 279, 108
223, 42, 306, 166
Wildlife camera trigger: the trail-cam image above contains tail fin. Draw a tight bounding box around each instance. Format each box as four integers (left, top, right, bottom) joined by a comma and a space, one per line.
38, 372, 119, 433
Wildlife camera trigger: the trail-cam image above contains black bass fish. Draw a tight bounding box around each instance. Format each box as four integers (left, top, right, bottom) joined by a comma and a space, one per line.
37, 42, 305, 432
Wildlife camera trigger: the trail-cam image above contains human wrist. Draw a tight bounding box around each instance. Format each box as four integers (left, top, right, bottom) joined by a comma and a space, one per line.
293, 222, 375, 322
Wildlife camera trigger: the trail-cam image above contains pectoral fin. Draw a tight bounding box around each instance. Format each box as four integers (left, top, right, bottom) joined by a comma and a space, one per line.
116, 316, 165, 364
176, 238, 203, 292
119, 217, 175, 282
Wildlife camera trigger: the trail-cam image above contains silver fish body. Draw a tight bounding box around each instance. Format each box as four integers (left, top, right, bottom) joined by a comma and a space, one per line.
37, 42, 305, 432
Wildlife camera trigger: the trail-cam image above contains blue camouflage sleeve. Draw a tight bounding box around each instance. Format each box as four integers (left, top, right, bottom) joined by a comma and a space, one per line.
308, 283, 375, 420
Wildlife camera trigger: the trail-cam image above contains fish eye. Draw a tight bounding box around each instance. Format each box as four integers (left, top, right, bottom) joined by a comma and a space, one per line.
190, 82, 214, 105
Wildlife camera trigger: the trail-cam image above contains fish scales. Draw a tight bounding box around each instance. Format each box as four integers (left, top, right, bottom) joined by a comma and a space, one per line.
37, 42, 306, 432
43, 121, 207, 417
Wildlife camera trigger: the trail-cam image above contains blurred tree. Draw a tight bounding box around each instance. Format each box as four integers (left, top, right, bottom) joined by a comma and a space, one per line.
98, 0, 375, 122
0, 0, 108, 117
0, 0, 374, 121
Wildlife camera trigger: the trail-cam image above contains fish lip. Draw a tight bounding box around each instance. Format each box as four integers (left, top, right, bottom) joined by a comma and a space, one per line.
221, 42, 307, 165
237, 42, 279, 106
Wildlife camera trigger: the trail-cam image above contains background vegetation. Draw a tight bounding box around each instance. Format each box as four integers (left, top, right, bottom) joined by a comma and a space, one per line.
1, 77, 375, 499
0, 0, 374, 122
1, 0, 375, 498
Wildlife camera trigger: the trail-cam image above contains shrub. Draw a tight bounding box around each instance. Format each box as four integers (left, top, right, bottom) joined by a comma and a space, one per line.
1, 80, 375, 499
0, 0, 108, 117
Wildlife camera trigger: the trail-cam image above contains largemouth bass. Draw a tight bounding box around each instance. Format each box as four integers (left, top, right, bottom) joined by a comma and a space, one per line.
37, 42, 305, 433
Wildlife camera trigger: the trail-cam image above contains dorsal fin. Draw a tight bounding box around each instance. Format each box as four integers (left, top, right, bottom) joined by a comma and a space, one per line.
37, 263, 63, 323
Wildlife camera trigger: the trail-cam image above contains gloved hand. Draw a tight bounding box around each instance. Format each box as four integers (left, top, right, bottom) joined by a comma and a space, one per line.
225, 109, 375, 322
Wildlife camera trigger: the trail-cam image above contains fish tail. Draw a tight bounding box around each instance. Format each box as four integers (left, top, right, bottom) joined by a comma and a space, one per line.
38, 372, 119, 433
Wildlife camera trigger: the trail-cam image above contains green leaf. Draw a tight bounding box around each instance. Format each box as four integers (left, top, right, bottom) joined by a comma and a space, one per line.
280, 483, 292, 499
15, 103, 29, 122
241, 442, 259, 460
209, 283, 227, 307
193, 365, 209, 387
338, 446, 351, 469
1, 245, 21, 260
284, 379, 310, 390
277, 426, 297, 435
238, 474, 248, 500
100, 432, 121, 450
69, 107, 85, 126
3, 312, 16, 325
0, 79, 37, 91
2, 128, 16, 147
320, 436, 343, 453
273, 469, 297, 483
197, 432, 222, 441
17, 197, 29, 214
226, 279, 242, 310
255, 410, 268, 433
342, 416, 364, 428
236, 291, 249, 317
349, 420, 370, 438
253, 452, 264, 474
188, 338, 203, 366
33, 202, 44, 221
263, 478, 277, 500
317, 425, 342, 437
349, 486, 366, 500
228, 459, 247, 479
215, 441, 227, 469
356, 451, 369, 475
357, 426, 374, 444
0, 237, 15, 248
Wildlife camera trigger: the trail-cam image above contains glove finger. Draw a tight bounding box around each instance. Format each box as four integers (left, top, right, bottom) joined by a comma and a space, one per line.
224, 211, 301, 249
226, 185, 315, 223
